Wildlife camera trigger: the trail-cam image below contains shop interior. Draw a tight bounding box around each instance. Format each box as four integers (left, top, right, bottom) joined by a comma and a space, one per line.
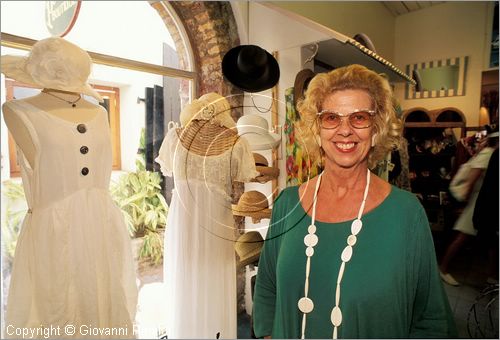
0, 1, 498, 339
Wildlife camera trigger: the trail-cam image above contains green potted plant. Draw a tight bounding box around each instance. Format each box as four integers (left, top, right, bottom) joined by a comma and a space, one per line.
111, 128, 168, 265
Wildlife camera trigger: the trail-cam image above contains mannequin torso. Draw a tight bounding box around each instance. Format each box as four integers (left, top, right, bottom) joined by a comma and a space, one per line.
3, 88, 102, 168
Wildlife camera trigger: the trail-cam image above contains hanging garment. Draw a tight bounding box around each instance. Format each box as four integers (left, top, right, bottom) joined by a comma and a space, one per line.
156, 127, 258, 339
4, 100, 137, 338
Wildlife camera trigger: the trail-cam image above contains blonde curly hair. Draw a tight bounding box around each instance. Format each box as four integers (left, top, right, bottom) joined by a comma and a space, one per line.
295, 64, 402, 169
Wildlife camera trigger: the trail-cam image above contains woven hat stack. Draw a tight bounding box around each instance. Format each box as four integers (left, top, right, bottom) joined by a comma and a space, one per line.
234, 231, 264, 268
251, 153, 279, 184
232, 190, 272, 223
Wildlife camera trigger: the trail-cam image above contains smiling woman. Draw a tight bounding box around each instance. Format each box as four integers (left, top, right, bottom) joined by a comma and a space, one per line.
252, 64, 458, 339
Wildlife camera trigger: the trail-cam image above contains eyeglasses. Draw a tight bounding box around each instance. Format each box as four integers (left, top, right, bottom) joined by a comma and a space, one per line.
316, 109, 376, 129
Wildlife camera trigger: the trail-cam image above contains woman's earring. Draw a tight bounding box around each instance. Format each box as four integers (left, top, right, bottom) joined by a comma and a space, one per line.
371, 134, 377, 147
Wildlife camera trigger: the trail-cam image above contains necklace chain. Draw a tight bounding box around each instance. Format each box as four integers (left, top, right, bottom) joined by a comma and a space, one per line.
298, 169, 371, 339
43, 90, 82, 107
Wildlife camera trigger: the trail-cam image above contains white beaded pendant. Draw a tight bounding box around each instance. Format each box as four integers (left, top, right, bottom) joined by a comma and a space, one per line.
304, 233, 318, 247
298, 297, 314, 313
331, 306, 342, 326
347, 235, 357, 246
299, 170, 371, 340
351, 219, 363, 235
341, 246, 353, 263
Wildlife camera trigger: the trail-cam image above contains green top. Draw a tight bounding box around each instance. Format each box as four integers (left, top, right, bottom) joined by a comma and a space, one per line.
253, 185, 457, 339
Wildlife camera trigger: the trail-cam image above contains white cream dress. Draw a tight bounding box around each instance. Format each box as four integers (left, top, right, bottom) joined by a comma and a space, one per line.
156, 127, 258, 339
4, 100, 137, 338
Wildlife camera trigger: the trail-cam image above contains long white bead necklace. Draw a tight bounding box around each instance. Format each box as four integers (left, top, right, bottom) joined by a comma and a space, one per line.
298, 169, 371, 339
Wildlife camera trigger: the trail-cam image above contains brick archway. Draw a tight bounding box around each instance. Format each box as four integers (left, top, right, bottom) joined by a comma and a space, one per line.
150, 1, 244, 118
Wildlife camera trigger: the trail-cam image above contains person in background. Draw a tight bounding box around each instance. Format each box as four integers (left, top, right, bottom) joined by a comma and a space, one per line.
439, 128, 499, 286
253, 64, 457, 339
473, 132, 499, 284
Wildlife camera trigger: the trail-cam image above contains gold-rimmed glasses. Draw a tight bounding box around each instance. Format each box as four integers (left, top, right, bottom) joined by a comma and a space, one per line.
316, 109, 375, 129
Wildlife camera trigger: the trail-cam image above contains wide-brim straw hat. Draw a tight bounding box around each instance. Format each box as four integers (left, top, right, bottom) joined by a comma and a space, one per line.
222, 45, 280, 93
251, 153, 279, 183
293, 68, 315, 110
232, 190, 272, 220
236, 114, 281, 151
234, 231, 264, 268
1, 37, 103, 102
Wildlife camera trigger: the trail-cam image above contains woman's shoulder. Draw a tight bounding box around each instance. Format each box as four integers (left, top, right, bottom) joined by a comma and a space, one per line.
385, 185, 425, 216
274, 185, 299, 206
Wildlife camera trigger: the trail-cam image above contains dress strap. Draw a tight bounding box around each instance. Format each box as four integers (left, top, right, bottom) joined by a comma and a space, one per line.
167, 121, 179, 131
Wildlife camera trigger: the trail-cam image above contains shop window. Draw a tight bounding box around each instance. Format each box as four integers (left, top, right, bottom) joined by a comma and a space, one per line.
5, 79, 122, 176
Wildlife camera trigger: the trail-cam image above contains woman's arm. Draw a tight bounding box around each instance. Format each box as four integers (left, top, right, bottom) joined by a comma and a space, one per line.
252, 190, 287, 338
409, 206, 458, 338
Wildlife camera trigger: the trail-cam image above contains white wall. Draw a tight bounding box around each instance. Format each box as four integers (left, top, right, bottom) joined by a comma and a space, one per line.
393, 2, 494, 126
268, 1, 396, 61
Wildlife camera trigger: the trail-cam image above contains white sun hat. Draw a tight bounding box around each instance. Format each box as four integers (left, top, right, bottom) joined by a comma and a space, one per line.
236, 114, 281, 150
1, 37, 103, 102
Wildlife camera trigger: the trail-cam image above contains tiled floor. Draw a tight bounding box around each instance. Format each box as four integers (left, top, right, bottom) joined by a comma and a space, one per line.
435, 232, 499, 339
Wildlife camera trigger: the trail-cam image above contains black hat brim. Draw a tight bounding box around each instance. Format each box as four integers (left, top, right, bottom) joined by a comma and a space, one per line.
222, 45, 280, 93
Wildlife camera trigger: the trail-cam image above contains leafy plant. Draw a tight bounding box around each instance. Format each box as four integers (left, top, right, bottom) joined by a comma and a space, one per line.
111, 130, 168, 265
136, 128, 146, 171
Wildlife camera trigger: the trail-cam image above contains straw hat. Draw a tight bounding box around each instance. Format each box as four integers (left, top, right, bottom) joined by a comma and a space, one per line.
1, 37, 102, 102
251, 152, 280, 183
179, 92, 235, 129
293, 68, 315, 110
236, 114, 281, 151
234, 231, 264, 268
232, 190, 272, 223
222, 45, 280, 93
253, 152, 268, 167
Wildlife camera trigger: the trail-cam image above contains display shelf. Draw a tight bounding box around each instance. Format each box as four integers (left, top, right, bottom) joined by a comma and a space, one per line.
402, 107, 467, 231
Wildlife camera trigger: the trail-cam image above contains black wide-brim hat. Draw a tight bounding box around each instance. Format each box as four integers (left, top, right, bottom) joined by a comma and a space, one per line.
222, 45, 280, 93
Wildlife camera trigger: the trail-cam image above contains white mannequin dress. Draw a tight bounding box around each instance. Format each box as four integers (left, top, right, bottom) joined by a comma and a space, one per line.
4, 100, 137, 338
156, 127, 258, 339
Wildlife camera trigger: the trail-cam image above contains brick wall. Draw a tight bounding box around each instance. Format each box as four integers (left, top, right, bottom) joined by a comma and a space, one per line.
150, 1, 244, 121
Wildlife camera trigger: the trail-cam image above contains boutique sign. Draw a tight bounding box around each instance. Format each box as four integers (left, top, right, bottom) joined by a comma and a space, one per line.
45, 1, 82, 37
